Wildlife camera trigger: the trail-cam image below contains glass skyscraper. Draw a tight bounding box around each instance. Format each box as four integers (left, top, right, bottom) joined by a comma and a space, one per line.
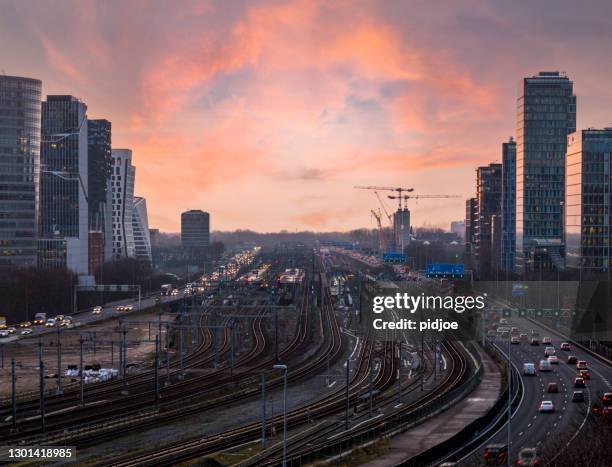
516, 72, 576, 271
474, 163, 502, 277
0, 76, 41, 267
566, 128, 612, 272
110, 149, 135, 259
40, 95, 89, 274
501, 137, 516, 271
132, 196, 152, 264
87, 119, 112, 263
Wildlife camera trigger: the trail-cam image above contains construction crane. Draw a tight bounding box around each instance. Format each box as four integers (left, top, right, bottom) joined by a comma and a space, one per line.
387, 194, 462, 210
374, 191, 393, 225
354, 186, 414, 211
371, 209, 387, 252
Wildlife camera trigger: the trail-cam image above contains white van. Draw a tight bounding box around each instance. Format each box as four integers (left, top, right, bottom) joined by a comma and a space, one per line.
523, 363, 536, 375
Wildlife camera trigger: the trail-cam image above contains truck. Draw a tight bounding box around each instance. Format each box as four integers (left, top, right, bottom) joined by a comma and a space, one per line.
33, 312, 47, 325
161, 284, 173, 296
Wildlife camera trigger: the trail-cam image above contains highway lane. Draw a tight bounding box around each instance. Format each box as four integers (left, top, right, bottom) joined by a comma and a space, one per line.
0, 289, 188, 344
478, 313, 611, 463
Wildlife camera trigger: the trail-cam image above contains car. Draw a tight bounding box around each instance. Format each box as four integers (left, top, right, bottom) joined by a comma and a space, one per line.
542, 337, 551, 344
499, 319, 509, 325
567, 355, 577, 364
0, 330, 9, 338
577, 360, 588, 370
116, 305, 125, 311
92, 306, 102, 314
572, 391, 585, 402
530, 338, 540, 346
125, 304, 133, 311
520, 333, 528, 341
547, 382, 559, 393
548, 355, 560, 364
539, 400, 555, 413
544, 346, 556, 357
574, 377, 586, 388
171, 289, 179, 296
18, 321, 32, 328
560, 342, 571, 351
45, 319, 56, 327
578, 369, 590, 380
20, 328, 32, 335
516, 447, 541, 466
511, 327, 519, 333
487, 330, 497, 337
603, 393, 612, 405
539, 360, 552, 372
602, 405, 612, 422
511, 336, 520, 344
523, 363, 536, 376
55, 314, 65, 322
482, 444, 508, 465
7, 327, 17, 334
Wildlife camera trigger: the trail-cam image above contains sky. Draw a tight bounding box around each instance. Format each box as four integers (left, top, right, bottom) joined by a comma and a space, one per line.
2, 0, 612, 233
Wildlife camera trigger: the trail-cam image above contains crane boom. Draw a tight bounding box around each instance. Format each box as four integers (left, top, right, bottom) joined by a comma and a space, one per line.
355, 186, 415, 210
370, 209, 386, 252
374, 191, 393, 225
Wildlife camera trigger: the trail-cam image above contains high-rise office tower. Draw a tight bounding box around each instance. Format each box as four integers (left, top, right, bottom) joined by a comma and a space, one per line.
465, 197, 477, 265
474, 163, 502, 277
87, 119, 112, 263
110, 149, 135, 259
39, 95, 89, 274
566, 128, 612, 272
181, 210, 210, 259
501, 137, 516, 272
132, 196, 152, 264
516, 72, 576, 271
0, 76, 41, 268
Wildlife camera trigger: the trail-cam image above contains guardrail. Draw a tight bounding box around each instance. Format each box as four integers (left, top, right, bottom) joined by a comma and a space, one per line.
283, 342, 483, 466
408, 340, 522, 465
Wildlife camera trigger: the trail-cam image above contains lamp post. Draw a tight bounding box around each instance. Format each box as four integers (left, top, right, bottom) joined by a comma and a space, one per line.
273, 364, 288, 467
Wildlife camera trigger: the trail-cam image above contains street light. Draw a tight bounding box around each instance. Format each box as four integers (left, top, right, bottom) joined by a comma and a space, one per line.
273, 363, 288, 467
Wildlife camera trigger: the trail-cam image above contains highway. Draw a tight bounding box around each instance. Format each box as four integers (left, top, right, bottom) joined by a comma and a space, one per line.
463, 311, 612, 464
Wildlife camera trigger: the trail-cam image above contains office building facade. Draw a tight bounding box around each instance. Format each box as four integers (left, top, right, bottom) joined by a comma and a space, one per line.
132, 196, 152, 264
110, 149, 135, 259
0, 76, 41, 267
474, 163, 502, 277
465, 197, 477, 265
516, 72, 576, 271
87, 119, 112, 262
39, 95, 89, 274
566, 129, 612, 272
181, 210, 210, 258
501, 137, 516, 271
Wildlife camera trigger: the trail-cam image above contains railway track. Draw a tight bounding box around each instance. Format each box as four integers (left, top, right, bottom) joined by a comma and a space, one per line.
263, 339, 470, 466
3, 273, 316, 443
88, 269, 345, 466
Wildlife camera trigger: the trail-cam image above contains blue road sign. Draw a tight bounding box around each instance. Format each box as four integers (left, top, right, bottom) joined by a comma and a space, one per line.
383, 252, 406, 263
426, 263, 464, 278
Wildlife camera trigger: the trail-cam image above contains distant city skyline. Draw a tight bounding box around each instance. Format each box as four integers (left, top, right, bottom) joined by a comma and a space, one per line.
3, 1, 612, 232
